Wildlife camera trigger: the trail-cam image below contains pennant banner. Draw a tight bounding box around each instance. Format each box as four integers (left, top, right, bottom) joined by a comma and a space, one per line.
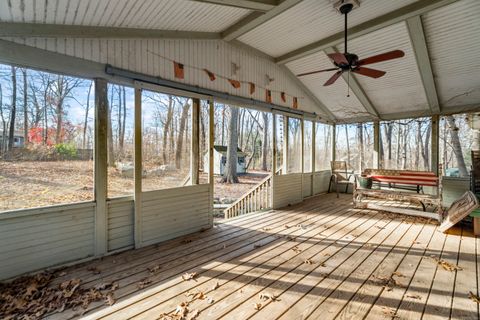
249, 82, 255, 95
266, 89, 272, 103
281, 92, 286, 103
204, 69, 216, 81
228, 79, 241, 89
293, 97, 298, 109
174, 62, 184, 79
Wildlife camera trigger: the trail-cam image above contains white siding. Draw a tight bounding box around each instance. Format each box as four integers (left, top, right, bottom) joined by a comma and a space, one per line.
107, 197, 134, 251
1, 37, 322, 115
0, 203, 95, 280
302, 173, 312, 198
272, 173, 303, 209
141, 184, 212, 246
313, 170, 332, 194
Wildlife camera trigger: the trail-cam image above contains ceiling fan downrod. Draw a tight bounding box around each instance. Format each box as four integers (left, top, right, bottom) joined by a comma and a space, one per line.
339, 2, 353, 55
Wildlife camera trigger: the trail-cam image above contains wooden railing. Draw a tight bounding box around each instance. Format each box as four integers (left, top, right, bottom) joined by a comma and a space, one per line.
224, 175, 272, 219
224, 168, 281, 219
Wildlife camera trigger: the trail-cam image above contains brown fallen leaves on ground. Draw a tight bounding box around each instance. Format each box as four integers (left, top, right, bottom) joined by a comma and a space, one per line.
469, 291, 480, 303
382, 306, 399, 319
429, 256, 462, 271
254, 303, 262, 310
259, 292, 280, 302
138, 278, 153, 289
0, 271, 118, 319
304, 259, 314, 265
371, 273, 406, 292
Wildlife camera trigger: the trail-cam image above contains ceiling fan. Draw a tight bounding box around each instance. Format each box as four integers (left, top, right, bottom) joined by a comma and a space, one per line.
296, 0, 405, 86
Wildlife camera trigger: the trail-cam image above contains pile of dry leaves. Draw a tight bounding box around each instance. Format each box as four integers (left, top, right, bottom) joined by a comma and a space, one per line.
0, 271, 117, 319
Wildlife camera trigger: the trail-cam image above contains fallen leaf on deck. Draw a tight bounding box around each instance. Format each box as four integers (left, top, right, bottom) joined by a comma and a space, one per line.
262, 227, 271, 231
223, 244, 227, 249
188, 309, 200, 320
254, 303, 262, 310
284, 224, 291, 229
286, 236, 296, 241
207, 297, 214, 304
392, 271, 406, 278
138, 278, 152, 289
375, 226, 385, 230
319, 262, 327, 267
381, 307, 399, 319
148, 265, 162, 274
105, 293, 115, 306
469, 291, 480, 303
304, 259, 314, 265
60, 279, 81, 298
182, 239, 193, 244
87, 266, 101, 275
323, 253, 331, 257
212, 282, 219, 290
406, 294, 422, 300
254, 244, 263, 249
429, 256, 462, 271
292, 246, 302, 253
182, 272, 197, 281
259, 292, 280, 301
173, 302, 189, 318
58, 271, 67, 277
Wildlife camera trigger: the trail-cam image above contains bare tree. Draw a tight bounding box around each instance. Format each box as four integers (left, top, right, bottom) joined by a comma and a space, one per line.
22, 69, 28, 145
175, 101, 189, 169
163, 95, 173, 164
83, 83, 92, 149
7, 66, 17, 151
222, 106, 239, 183
445, 115, 468, 176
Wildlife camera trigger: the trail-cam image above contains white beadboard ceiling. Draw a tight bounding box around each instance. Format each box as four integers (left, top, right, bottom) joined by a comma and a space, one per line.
422, 0, 480, 110
237, 0, 419, 57
336, 22, 429, 116
0, 0, 251, 32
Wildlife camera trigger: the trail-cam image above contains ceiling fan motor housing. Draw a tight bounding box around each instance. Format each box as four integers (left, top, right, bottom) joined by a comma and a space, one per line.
334, 0, 360, 14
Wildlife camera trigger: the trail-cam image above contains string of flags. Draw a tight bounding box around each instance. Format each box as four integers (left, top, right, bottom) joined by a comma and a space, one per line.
148, 50, 300, 109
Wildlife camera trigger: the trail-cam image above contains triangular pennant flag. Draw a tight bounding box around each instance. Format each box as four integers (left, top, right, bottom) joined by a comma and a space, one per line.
204, 69, 216, 81
249, 82, 255, 95
228, 79, 241, 89
174, 61, 184, 79
293, 97, 298, 109
281, 92, 286, 103
266, 89, 272, 103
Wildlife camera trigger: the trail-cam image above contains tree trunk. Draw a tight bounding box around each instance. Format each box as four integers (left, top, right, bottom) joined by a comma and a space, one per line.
415, 121, 421, 170
422, 123, 431, 169
55, 76, 64, 144
121, 86, 126, 153
163, 95, 173, 164
345, 125, 350, 168
221, 106, 239, 183
8, 66, 17, 151
22, 69, 28, 145
262, 112, 269, 171
446, 115, 468, 177
83, 82, 92, 149
0, 83, 6, 154
175, 102, 189, 169
221, 107, 225, 146
107, 87, 115, 166
357, 123, 364, 172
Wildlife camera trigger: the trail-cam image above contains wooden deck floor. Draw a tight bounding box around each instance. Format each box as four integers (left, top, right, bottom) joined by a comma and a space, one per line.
47, 193, 479, 320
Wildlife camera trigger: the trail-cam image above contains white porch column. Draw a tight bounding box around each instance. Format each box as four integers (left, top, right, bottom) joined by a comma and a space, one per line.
94, 78, 108, 256
134, 87, 143, 248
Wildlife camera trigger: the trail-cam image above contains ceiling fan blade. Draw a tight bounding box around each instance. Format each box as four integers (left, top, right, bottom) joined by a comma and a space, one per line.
357, 50, 405, 66
353, 67, 386, 78
323, 71, 343, 86
296, 68, 339, 77
327, 53, 349, 65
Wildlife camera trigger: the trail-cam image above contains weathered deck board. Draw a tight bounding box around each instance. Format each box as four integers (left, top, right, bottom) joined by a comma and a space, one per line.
27, 193, 477, 320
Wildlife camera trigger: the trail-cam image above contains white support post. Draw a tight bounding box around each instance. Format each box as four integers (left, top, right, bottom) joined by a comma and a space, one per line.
134, 87, 143, 248
94, 78, 108, 256
301, 118, 305, 198
272, 113, 277, 175
283, 116, 289, 174
208, 99, 214, 227
431, 115, 440, 175
373, 121, 380, 169
332, 124, 336, 163
311, 121, 316, 194
191, 98, 200, 185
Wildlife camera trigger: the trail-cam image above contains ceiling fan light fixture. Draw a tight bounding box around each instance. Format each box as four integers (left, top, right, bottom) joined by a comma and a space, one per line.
333, 0, 360, 14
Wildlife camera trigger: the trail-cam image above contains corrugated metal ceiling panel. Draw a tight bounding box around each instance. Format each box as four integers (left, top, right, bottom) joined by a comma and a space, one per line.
0, 0, 252, 32
336, 22, 429, 116
286, 51, 366, 120
238, 0, 419, 57
422, 0, 480, 109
